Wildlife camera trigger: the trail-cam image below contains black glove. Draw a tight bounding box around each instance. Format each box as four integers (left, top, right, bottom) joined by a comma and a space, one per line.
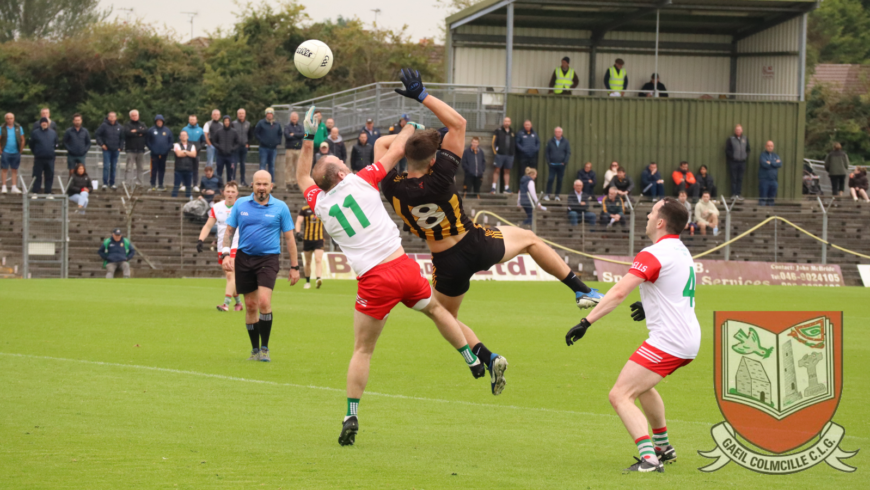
630, 301, 645, 322
470, 361, 486, 379
295, 232, 304, 242
395, 68, 428, 102
566, 318, 592, 346
196, 240, 204, 253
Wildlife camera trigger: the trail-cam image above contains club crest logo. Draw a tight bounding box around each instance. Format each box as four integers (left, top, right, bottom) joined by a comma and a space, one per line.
700, 311, 857, 474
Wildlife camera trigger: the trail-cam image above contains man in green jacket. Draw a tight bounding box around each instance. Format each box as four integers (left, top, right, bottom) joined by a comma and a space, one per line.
824, 142, 850, 197
312, 110, 329, 148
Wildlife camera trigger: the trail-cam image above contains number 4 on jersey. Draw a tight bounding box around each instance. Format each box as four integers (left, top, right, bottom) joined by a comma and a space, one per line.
328, 195, 371, 237
682, 267, 696, 306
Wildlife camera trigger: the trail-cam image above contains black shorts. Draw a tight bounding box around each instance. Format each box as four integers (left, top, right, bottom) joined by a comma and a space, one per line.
302, 239, 324, 252
431, 226, 505, 297
234, 250, 280, 294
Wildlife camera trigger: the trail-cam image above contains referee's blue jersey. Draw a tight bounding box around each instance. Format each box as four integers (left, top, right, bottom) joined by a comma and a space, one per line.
227, 195, 294, 256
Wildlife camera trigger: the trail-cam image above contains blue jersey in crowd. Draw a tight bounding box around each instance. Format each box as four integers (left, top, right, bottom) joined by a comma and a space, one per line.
4, 126, 24, 153
227, 194, 293, 256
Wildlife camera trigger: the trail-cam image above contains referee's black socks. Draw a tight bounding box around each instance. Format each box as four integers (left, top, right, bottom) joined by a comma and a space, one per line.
246, 323, 259, 350
562, 271, 592, 294
258, 312, 273, 349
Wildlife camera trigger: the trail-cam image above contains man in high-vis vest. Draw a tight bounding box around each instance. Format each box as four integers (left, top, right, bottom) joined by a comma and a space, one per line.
548, 57, 580, 95
604, 58, 628, 97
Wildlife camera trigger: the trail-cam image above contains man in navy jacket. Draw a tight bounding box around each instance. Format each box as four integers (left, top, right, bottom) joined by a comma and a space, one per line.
640, 162, 665, 201
146, 115, 174, 191
515, 120, 540, 176
255, 108, 283, 181
29, 117, 58, 195
461, 136, 486, 198
758, 140, 782, 206
63, 114, 91, 176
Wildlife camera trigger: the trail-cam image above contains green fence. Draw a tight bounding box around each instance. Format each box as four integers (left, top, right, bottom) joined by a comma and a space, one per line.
506, 95, 805, 199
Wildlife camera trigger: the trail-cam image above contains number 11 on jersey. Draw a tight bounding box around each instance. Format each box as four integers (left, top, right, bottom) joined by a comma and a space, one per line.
328, 195, 371, 237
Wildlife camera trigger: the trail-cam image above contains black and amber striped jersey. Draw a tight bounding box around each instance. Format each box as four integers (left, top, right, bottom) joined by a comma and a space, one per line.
298, 205, 324, 241
381, 149, 474, 241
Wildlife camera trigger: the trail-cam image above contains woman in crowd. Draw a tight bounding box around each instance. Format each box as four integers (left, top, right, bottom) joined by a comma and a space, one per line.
68, 163, 93, 214
518, 167, 546, 225
849, 166, 869, 202
824, 142, 850, 197
602, 160, 620, 189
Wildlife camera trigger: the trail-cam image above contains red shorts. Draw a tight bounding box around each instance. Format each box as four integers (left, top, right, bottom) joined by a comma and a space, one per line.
356, 255, 432, 320
217, 249, 237, 265
629, 341, 693, 377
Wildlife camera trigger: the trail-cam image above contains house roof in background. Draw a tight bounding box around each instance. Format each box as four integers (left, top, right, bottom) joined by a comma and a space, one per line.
808, 64, 870, 95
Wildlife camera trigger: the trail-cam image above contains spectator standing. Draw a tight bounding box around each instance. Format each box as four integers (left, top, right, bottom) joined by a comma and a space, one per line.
199, 165, 223, 203
68, 163, 93, 214
640, 162, 664, 201
283, 111, 304, 189
567, 180, 597, 227
604, 58, 627, 96
255, 108, 282, 181
203, 109, 222, 168
544, 126, 570, 201
29, 117, 58, 196
99, 228, 135, 279
316, 142, 333, 163
491, 117, 516, 194
518, 168, 545, 226
603, 161, 620, 189
172, 130, 197, 198
639, 73, 668, 98
146, 115, 174, 191
326, 127, 347, 163
350, 132, 374, 172
212, 115, 240, 183
62, 114, 91, 176
0, 112, 25, 194
576, 161, 596, 194
671, 161, 698, 198
312, 111, 328, 148
607, 166, 635, 199
725, 124, 750, 200
232, 109, 253, 183
849, 167, 869, 202
678, 190, 696, 235
758, 140, 782, 206
549, 56, 579, 95
696, 165, 717, 198
182, 115, 205, 192
31, 108, 57, 132
694, 191, 719, 236
824, 142, 850, 197
600, 186, 626, 227
515, 119, 540, 175
360, 118, 381, 145
95, 112, 124, 190
461, 136, 486, 198
123, 110, 148, 187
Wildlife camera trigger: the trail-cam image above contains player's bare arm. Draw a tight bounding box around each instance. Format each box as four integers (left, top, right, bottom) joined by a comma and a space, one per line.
284, 230, 300, 285
373, 134, 397, 163
197, 216, 217, 252
296, 107, 317, 191
585, 274, 645, 324
374, 123, 416, 172
221, 225, 236, 272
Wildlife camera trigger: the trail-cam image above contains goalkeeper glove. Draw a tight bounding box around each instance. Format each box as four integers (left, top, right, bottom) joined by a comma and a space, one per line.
395, 68, 428, 102
196, 240, 204, 253
565, 318, 592, 346
630, 301, 645, 321
303, 106, 317, 141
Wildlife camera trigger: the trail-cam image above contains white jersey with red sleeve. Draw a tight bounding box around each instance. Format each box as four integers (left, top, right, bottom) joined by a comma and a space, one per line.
209, 201, 240, 251
304, 162, 402, 276
627, 235, 701, 359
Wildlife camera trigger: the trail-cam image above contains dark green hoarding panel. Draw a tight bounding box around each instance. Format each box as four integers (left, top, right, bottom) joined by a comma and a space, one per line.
506, 95, 805, 199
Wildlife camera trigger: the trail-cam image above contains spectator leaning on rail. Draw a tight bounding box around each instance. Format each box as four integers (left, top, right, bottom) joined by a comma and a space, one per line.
232, 108, 253, 184
360, 118, 381, 145
283, 111, 304, 189
758, 140, 782, 206
544, 126, 570, 201
99, 227, 135, 279
29, 117, 58, 196
604, 58, 627, 97
350, 132, 374, 173
490, 117, 516, 194
518, 167, 546, 226
326, 127, 347, 163
96, 111, 124, 190
696, 165, 717, 199
549, 56, 580, 95
172, 130, 198, 198
63, 113, 91, 176
576, 162, 596, 195
255, 108, 282, 181
204, 109, 222, 168
824, 142, 850, 197
213, 115, 240, 183
515, 119, 540, 176
725, 124, 750, 201
146, 114, 174, 192
31, 107, 57, 133
461, 136, 486, 198
68, 163, 92, 214
640, 162, 664, 201
694, 190, 719, 236
639, 73, 668, 98
849, 166, 869, 202
182, 114, 205, 192
671, 161, 698, 199
600, 186, 626, 228
1, 112, 25, 194
567, 180, 597, 227
123, 110, 148, 187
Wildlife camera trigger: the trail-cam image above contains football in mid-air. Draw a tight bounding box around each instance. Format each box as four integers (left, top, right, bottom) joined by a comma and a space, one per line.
294, 40, 333, 79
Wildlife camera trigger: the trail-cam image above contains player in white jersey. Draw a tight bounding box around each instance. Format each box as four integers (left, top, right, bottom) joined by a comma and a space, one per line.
295, 107, 486, 447
197, 182, 242, 311
565, 197, 700, 474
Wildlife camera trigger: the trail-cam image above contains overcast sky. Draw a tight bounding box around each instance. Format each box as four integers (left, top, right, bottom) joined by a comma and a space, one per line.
101, 0, 446, 41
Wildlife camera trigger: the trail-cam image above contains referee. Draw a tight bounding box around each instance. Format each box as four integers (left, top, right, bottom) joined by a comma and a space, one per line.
223, 169, 300, 361
295, 204, 325, 289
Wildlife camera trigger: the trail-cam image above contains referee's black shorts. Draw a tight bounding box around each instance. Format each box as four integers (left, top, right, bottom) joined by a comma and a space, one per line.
234, 250, 280, 294
431, 226, 505, 297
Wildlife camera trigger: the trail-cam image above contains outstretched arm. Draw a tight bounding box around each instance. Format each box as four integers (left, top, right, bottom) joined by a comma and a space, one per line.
584, 273, 644, 324
296, 107, 317, 191
373, 134, 398, 163
373, 124, 416, 172
394, 68, 466, 156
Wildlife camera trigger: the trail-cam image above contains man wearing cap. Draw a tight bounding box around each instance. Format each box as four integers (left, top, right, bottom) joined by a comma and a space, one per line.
98, 228, 135, 279
640, 73, 668, 98
604, 58, 628, 97
549, 57, 580, 95
360, 118, 381, 145
255, 108, 282, 181
283, 111, 304, 189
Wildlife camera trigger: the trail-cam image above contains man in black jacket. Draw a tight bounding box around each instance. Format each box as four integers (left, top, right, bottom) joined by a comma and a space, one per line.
95, 112, 124, 190
491, 117, 516, 194
462, 136, 486, 198
63, 114, 91, 176
349, 132, 373, 172
725, 124, 750, 200
31, 108, 57, 133
30, 118, 58, 195
254, 108, 283, 181
123, 109, 148, 186
232, 108, 253, 183
283, 111, 304, 189
213, 115, 240, 182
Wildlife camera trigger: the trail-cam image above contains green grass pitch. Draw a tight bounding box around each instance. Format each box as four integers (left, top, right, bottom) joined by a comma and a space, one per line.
1, 279, 868, 489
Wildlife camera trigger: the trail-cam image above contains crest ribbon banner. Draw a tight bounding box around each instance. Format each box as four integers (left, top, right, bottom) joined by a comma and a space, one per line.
699, 422, 858, 473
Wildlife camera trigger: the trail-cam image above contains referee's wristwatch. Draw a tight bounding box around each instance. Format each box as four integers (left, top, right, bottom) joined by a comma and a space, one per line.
290, 265, 300, 271
220, 247, 231, 262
